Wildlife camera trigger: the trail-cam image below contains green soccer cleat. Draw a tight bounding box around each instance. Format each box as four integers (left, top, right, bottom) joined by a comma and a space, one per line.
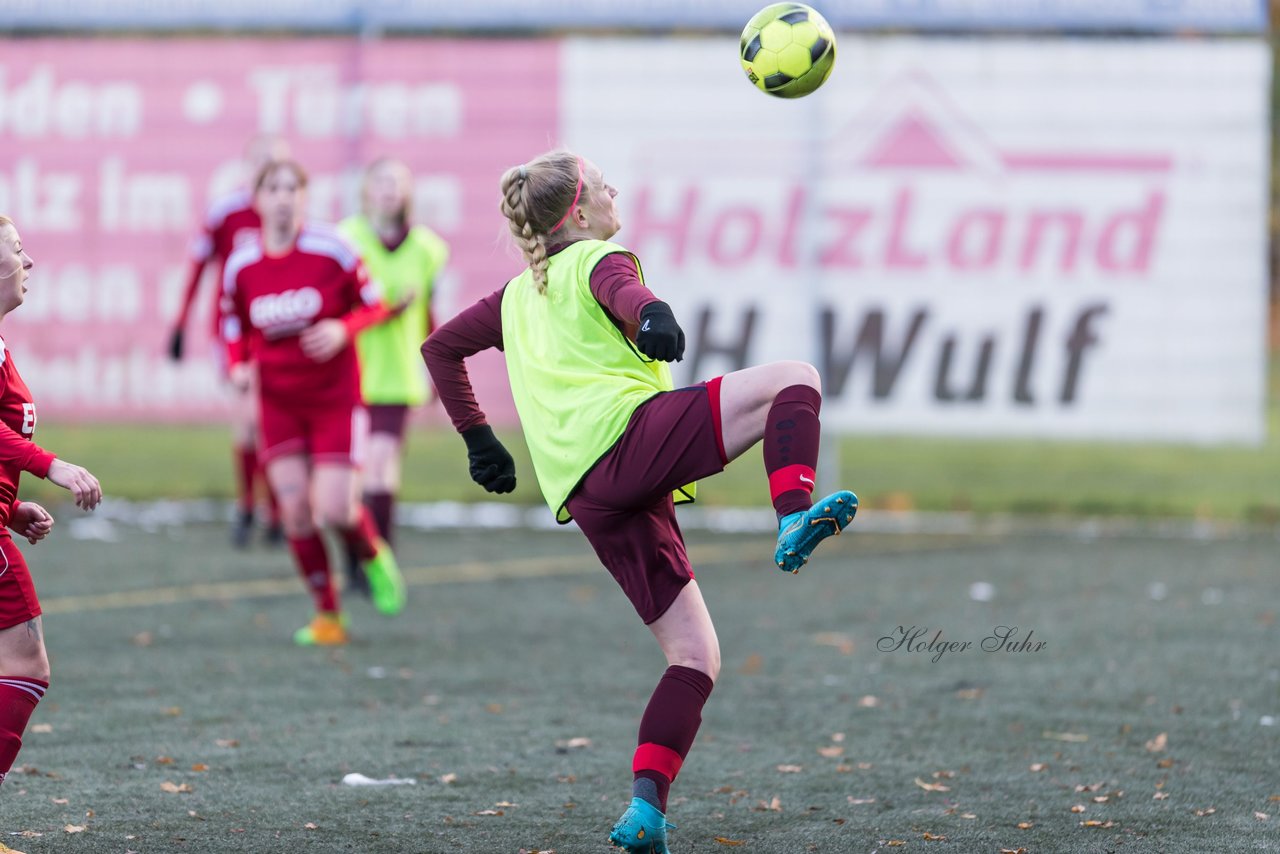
774, 490, 859, 573
363, 538, 407, 616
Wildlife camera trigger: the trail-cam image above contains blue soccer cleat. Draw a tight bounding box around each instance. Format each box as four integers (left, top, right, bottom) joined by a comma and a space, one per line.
609, 796, 676, 853
774, 490, 858, 573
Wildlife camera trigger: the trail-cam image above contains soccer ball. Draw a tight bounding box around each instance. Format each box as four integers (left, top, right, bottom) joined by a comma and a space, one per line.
739, 3, 837, 99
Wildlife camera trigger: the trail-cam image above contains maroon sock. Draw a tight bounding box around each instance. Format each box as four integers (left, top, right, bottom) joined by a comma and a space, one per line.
287, 534, 338, 612
340, 505, 381, 562
764, 385, 822, 519
234, 446, 258, 513
364, 492, 395, 546
0, 677, 47, 786
632, 665, 715, 812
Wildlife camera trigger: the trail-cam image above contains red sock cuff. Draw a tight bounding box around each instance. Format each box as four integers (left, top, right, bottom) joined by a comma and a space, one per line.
769, 464, 816, 502
632, 742, 684, 782
0, 677, 47, 705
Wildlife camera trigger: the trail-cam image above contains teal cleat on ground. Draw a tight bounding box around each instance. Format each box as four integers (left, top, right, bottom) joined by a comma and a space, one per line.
774, 489, 858, 573
609, 796, 675, 853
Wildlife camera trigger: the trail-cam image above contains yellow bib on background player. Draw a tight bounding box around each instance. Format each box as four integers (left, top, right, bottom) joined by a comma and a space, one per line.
501, 239, 695, 522
339, 217, 449, 406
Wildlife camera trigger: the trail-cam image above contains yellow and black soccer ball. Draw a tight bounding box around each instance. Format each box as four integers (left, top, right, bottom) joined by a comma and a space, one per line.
740, 3, 837, 99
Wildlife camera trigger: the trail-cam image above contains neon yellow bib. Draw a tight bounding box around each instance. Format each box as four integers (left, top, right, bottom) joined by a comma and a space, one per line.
501, 239, 695, 522
339, 216, 449, 405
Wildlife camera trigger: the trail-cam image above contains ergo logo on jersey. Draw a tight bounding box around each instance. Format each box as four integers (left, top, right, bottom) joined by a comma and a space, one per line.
249, 287, 323, 331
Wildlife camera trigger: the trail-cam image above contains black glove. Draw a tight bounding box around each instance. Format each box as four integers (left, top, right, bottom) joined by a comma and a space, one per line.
461, 425, 516, 494
168, 328, 185, 362
636, 301, 685, 362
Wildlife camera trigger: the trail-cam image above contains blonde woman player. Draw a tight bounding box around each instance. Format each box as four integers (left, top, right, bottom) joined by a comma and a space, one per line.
423, 149, 857, 852
0, 216, 102, 799
338, 157, 448, 594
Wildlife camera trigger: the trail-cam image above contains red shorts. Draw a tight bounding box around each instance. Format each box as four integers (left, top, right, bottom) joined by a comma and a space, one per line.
566, 379, 727, 625
258, 397, 369, 467
0, 535, 40, 631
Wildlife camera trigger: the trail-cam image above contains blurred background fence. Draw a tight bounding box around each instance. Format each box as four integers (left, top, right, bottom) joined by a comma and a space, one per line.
0, 0, 1276, 514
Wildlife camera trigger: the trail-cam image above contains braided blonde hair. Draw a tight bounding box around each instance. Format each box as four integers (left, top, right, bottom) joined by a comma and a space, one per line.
499, 150, 585, 295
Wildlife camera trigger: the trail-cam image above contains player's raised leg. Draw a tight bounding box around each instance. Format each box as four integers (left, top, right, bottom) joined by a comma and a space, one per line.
268, 455, 346, 646
717, 361, 857, 572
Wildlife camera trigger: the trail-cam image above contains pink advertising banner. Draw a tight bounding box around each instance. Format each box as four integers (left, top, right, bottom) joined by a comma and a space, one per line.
0, 38, 555, 422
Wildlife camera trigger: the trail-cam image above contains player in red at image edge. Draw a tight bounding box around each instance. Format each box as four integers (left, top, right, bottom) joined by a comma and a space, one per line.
168, 136, 289, 549
0, 216, 103, 796
422, 150, 858, 852
222, 161, 407, 646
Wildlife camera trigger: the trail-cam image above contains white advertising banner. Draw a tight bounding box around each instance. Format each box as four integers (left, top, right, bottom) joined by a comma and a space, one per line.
563, 38, 1270, 443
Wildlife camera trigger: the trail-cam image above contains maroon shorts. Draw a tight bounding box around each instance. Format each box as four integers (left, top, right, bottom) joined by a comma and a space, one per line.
259, 396, 369, 467
367, 404, 410, 439
0, 535, 40, 631
566, 378, 728, 624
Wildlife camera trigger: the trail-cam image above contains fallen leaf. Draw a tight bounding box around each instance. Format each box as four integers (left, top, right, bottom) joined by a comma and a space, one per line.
857, 762, 873, 770
485, 703, 503, 714
754, 796, 783, 812
495, 801, 518, 808
858, 695, 880, 708
955, 688, 983, 700
162, 707, 182, 717
63, 825, 86, 834
30, 724, 52, 734
1029, 763, 1048, 772
886, 842, 906, 848
156, 756, 174, 765
914, 777, 950, 792
1042, 730, 1088, 742
1016, 822, 1033, 829
52, 798, 68, 804
160, 781, 193, 794
1080, 820, 1116, 828
923, 832, 947, 841
304, 823, 317, 829
1071, 805, 1086, 813
439, 773, 457, 784
812, 632, 855, 655
1153, 792, 1169, 800
848, 797, 876, 805
1093, 796, 1109, 803
191, 764, 209, 772
1145, 732, 1168, 752
776, 765, 803, 774
554, 737, 592, 751
1156, 758, 1175, 769
818, 746, 844, 758
960, 813, 977, 819
1256, 812, 1270, 821
835, 764, 853, 773
739, 654, 763, 675
933, 770, 955, 779
215, 739, 240, 749
714, 839, 745, 847
132, 632, 153, 647
831, 732, 845, 743
474, 809, 504, 816
1195, 807, 1216, 817
1001, 849, 1027, 854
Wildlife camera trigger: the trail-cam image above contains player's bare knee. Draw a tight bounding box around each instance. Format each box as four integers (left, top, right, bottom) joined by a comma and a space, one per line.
781, 360, 821, 393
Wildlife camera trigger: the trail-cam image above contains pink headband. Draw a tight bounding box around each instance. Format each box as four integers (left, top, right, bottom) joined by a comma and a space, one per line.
549, 157, 585, 233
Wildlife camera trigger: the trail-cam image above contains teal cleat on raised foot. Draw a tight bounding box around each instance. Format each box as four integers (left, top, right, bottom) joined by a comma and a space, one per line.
774, 490, 859, 573
609, 796, 675, 853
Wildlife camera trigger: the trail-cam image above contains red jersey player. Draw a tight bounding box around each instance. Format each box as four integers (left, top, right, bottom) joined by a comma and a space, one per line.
0, 216, 102, 791
222, 161, 406, 646
168, 136, 289, 549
